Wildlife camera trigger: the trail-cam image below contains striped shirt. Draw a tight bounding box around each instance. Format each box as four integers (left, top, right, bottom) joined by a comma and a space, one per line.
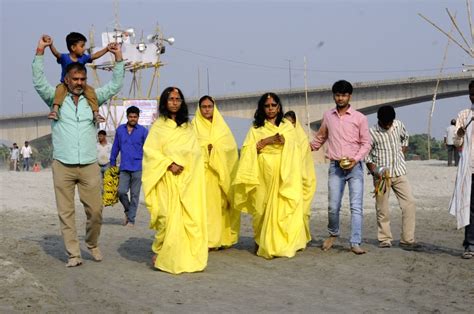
366, 119, 409, 177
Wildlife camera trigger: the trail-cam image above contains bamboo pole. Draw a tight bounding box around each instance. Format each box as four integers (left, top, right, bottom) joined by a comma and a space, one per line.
418, 13, 473, 57
304, 56, 310, 135
147, 65, 158, 99
427, 14, 455, 160
446, 8, 471, 50
467, 0, 474, 44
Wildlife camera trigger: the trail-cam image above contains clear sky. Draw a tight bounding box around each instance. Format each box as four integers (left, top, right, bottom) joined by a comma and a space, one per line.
1, 0, 473, 139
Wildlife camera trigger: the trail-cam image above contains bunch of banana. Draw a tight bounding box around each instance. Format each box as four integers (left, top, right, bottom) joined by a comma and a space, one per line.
103, 166, 119, 206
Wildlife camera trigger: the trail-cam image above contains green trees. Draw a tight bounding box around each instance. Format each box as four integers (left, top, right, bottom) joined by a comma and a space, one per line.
30, 134, 53, 168
407, 134, 448, 160
0, 145, 11, 167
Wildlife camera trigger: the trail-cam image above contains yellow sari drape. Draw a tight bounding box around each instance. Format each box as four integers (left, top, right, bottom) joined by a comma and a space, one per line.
233, 119, 307, 259
295, 121, 317, 242
142, 117, 208, 274
192, 106, 240, 248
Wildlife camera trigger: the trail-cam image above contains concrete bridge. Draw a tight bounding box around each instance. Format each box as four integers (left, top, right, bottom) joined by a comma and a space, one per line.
187, 72, 473, 130
1, 72, 472, 145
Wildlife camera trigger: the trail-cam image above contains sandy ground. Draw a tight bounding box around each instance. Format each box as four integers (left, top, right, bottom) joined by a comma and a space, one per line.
0, 160, 473, 313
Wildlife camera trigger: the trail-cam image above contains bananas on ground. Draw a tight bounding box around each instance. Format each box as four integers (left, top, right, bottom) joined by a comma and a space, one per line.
103, 166, 119, 206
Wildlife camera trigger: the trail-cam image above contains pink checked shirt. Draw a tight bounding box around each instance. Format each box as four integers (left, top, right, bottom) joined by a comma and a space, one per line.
310, 106, 371, 162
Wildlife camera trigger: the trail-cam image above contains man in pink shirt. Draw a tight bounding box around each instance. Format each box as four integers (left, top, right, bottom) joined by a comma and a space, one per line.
311, 80, 371, 254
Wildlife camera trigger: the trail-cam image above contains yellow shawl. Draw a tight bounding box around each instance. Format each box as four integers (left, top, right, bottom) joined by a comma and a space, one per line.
142, 117, 208, 274
192, 105, 240, 248
295, 121, 317, 242
233, 119, 307, 258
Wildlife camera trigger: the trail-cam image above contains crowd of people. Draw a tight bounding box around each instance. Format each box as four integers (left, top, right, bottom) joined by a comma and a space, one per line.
30, 33, 473, 274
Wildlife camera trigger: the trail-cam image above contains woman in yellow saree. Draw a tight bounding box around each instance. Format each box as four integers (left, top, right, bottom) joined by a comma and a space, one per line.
192, 96, 240, 249
142, 87, 208, 274
233, 92, 307, 259
284, 111, 317, 242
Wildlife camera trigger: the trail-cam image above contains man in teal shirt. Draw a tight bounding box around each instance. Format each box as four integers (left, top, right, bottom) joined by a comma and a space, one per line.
33, 35, 124, 267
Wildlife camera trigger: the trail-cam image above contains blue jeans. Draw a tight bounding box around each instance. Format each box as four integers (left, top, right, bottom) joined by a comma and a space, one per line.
99, 163, 109, 179
327, 160, 364, 245
118, 170, 142, 224
23, 158, 30, 171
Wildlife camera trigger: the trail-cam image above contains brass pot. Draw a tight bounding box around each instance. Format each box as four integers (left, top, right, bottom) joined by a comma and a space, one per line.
339, 157, 352, 169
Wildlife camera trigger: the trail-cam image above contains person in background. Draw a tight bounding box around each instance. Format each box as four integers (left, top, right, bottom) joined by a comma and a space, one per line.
10, 143, 20, 171
445, 119, 459, 167
20, 141, 33, 172
97, 130, 112, 178
110, 106, 148, 227
33, 163, 41, 172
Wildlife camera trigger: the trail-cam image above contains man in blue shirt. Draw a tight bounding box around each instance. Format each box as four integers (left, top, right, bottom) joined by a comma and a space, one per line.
32, 35, 124, 267
110, 106, 148, 227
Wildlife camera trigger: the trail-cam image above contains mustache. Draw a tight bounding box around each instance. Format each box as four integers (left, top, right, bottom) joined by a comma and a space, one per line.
70, 88, 84, 95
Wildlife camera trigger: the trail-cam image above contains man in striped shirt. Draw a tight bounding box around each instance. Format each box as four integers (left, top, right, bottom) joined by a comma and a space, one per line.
366, 106, 419, 250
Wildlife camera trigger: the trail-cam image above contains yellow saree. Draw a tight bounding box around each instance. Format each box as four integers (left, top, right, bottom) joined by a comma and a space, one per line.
295, 121, 317, 242
142, 117, 208, 274
233, 119, 307, 259
192, 105, 240, 248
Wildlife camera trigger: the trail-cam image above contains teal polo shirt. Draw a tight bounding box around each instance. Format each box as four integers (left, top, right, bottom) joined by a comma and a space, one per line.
32, 55, 125, 165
